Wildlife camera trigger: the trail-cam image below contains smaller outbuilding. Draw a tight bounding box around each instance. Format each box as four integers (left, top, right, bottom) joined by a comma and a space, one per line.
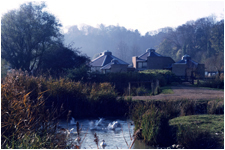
172, 54, 205, 78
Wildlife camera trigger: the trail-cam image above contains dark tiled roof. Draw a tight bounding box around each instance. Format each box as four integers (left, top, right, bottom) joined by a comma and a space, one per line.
138, 48, 162, 60
90, 50, 129, 67
100, 59, 122, 70
100, 63, 112, 70
175, 54, 199, 68
90, 55, 107, 66
102, 55, 113, 66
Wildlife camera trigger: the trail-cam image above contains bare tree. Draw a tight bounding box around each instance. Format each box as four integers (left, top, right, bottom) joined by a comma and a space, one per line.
131, 44, 140, 56
205, 52, 224, 71
116, 41, 129, 62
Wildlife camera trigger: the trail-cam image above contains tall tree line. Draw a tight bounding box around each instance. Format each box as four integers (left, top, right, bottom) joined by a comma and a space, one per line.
64, 16, 224, 71
157, 16, 224, 71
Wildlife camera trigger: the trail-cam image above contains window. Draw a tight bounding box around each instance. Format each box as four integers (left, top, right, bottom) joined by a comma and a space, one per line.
138, 62, 147, 68
103, 69, 111, 74
143, 62, 147, 68
106, 69, 111, 73
138, 62, 142, 68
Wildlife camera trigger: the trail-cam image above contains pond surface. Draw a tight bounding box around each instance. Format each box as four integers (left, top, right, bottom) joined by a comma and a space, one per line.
58, 117, 153, 149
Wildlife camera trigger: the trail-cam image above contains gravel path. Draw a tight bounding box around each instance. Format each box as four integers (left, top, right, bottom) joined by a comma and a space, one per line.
131, 84, 224, 100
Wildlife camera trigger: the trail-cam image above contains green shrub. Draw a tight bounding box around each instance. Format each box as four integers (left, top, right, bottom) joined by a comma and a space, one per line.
129, 102, 150, 131
89, 82, 117, 101
88, 82, 120, 116
141, 105, 173, 147
160, 86, 174, 94
176, 124, 221, 149
180, 100, 196, 116
88, 71, 180, 95
66, 65, 90, 82
136, 86, 150, 96
46, 78, 89, 118
200, 74, 224, 89
131, 100, 224, 148
160, 101, 180, 119
140, 70, 179, 86
207, 100, 224, 114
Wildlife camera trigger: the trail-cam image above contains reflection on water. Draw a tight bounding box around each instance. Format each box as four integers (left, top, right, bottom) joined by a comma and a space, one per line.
58, 117, 152, 149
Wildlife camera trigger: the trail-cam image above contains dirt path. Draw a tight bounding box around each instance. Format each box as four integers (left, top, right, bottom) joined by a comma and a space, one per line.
131, 85, 224, 100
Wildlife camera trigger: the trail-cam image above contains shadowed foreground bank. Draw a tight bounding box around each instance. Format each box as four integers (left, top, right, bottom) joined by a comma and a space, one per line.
1, 70, 224, 148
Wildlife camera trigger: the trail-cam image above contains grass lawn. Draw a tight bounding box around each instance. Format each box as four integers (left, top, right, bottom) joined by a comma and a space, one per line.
199, 86, 224, 91
169, 115, 224, 148
160, 86, 174, 94
169, 114, 224, 134
169, 114, 224, 148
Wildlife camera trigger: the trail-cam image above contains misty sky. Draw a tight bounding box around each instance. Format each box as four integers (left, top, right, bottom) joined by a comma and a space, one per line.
0, 0, 224, 35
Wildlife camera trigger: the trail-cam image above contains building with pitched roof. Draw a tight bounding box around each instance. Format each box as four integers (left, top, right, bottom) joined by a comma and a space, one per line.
172, 54, 205, 78
132, 48, 175, 71
89, 50, 129, 73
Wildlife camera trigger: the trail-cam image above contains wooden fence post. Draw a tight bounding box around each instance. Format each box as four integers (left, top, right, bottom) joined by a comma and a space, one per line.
151, 81, 154, 95
129, 82, 131, 96
156, 79, 159, 94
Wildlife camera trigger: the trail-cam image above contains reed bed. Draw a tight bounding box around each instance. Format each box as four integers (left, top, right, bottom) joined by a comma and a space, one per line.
1, 70, 66, 148
1, 69, 128, 148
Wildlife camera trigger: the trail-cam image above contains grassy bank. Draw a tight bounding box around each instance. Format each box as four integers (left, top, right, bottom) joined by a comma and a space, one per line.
130, 99, 224, 148
169, 115, 224, 149
169, 115, 224, 134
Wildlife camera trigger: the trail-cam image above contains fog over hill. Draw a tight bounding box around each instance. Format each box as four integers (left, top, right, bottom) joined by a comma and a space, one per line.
64, 16, 224, 71
63, 24, 168, 63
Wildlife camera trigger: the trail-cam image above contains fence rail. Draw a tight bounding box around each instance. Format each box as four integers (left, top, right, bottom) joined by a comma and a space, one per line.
176, 76, 218, 84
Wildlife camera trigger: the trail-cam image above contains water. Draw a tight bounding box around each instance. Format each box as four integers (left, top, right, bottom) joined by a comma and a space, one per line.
58, 117, 153, 149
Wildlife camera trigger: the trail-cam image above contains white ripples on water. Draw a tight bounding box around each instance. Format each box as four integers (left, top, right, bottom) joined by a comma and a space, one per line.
70, 117, 76, 125
58, 117, 152, 149
107, 121, 122, 130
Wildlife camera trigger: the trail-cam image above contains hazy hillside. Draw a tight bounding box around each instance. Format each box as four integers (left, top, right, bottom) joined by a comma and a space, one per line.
64, 16, 224, 70
64, 24, 167, 63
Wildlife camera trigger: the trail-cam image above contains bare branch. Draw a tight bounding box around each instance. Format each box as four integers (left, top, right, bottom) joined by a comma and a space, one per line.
121, 127, 129, 148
